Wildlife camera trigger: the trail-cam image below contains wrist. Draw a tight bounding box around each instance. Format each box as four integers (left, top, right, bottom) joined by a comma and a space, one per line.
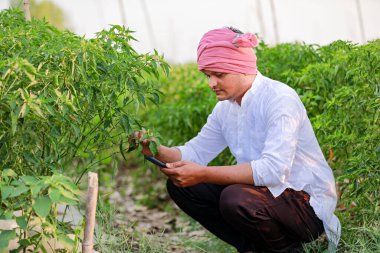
200, 165, 209, 183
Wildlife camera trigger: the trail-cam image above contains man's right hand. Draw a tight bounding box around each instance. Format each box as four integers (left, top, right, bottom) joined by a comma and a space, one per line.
129, 130, 182, 164
129, 130, 156, 156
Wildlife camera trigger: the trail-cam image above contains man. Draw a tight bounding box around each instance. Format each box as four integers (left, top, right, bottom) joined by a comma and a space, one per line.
134, 27, 341, 252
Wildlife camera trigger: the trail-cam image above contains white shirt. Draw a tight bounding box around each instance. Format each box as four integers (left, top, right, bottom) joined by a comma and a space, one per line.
177, 72, 341, 250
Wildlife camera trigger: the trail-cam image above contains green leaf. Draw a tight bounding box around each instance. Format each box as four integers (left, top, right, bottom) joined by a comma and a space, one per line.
49, 188, 61, 203
29, 102, 45, 118
138, 93, 146, 106
16, 216, 27, 230
59, 196, 78, 205
10, 185, 29, 198
57, 186, 79, 202
1, 211, 13, 220
38, 244, 48, 253
1, 169, 17, 178
152, 92, 160, 104
20, 59, 37, 75
123, 96, 130, 105
71, 123, 81, 137
30, 181, 46, 197
44, 104, 55, 116
18, 239, 31, 247
1, 186, 14, 200
57, 234, 75, 249
104, 119, 111, 129
0, 230, 17, 248
120, 115, 130, 132
163, 63, 170, 76
149, 141, 158, 156
33, 196, 52, 218
19, 103, 28, 118
52, 175, 80, 194
21, 176, 39, 185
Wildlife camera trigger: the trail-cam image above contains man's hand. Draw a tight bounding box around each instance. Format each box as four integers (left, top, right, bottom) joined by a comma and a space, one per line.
162, 162, 254, 187
129, 130, 156, 156
161, 161, 206, 187
129, 130, 182, 163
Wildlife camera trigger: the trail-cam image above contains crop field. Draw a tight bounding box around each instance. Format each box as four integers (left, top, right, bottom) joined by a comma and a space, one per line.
1, 9, 379, 253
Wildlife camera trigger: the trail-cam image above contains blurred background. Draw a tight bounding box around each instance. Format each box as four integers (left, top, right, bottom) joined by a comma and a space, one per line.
1, 0, 379, 63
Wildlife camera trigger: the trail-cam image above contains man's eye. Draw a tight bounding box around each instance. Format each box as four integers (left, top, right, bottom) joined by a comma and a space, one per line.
215, 73, 224, 78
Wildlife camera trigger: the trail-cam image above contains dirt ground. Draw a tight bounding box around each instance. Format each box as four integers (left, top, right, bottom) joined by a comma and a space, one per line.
101, 162, 213, 252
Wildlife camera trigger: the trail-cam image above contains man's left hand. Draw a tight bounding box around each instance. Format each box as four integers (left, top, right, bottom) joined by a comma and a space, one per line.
161, 161, 206, 187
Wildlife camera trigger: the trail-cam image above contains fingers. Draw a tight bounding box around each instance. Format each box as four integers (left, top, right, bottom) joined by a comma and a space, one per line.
161, 167, 177, 176
161, 164, 188, 187
167, 160, 186, 168
132, 131, 151, 146
166, 176, 184, 188
133, 131, 144, 139
133, 130, 155, 143
161, 161, 189, 176
131, 130, 158, 156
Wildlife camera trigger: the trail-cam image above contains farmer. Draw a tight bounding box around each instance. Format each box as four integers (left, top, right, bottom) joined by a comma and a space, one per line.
134, 27, 341, 252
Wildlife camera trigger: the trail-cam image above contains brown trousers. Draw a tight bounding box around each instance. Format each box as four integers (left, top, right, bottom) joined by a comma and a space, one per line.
167, 180, 324, 253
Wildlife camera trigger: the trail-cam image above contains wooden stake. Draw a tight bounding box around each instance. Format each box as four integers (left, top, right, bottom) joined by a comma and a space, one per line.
23, 0, 31, 21
82, 172, 98, 253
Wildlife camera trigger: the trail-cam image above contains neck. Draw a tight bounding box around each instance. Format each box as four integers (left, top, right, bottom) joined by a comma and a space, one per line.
236, 74, 257, 105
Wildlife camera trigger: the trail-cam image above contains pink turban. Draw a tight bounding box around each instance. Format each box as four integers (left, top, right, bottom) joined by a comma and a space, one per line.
197, 28, 258, 75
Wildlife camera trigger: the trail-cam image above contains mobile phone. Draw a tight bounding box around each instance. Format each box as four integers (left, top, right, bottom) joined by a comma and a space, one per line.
144, 155, 167, 168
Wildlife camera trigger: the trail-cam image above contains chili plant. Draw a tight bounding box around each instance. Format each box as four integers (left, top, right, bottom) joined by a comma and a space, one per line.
0, 9, 169, 251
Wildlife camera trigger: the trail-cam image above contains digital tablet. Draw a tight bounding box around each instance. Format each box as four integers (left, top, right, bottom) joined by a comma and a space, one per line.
144, 155, 167, 168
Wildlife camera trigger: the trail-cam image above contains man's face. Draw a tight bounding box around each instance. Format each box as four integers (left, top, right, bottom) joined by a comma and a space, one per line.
202, 70, 248, 104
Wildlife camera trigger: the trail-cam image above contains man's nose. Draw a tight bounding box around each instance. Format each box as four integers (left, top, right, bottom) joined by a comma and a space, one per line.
208, 76, 217, 89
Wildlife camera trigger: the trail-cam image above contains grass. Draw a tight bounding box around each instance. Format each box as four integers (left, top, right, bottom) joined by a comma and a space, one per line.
94, 197, 234, 252
339, 220, 380, 252
94, 198, 168, 252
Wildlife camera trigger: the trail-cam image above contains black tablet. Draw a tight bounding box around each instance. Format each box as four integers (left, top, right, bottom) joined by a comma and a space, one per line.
144, 155, 167, 168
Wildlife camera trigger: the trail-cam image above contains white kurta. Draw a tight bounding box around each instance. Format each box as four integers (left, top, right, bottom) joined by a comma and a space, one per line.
177, 72, 341, 251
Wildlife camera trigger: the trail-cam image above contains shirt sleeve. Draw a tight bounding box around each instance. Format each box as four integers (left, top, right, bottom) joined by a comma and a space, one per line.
251, 94, 305, 191
177, 103, 227, 165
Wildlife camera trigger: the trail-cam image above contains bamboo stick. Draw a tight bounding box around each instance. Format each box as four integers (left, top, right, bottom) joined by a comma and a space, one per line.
23, 0, 31, 21
82, 172, 99, 253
